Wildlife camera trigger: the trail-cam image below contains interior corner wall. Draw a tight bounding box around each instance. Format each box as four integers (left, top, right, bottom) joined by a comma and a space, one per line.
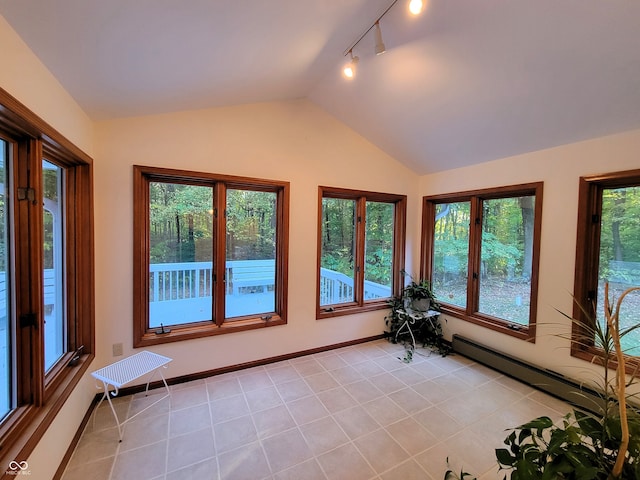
93, 99, 420, 380
418, 128, 640, 385
0, 15, 94, 156
0, 13, 96, 480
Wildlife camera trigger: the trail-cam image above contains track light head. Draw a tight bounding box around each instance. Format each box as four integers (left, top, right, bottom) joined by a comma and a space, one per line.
374, 21, 386, 55
409, 0, 424, 15
343, 51, 359, 79
341, 0, 426, 79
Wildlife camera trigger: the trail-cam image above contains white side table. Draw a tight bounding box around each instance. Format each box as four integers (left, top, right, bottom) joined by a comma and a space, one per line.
91, 350, 172, 441
395, 309, 440, 352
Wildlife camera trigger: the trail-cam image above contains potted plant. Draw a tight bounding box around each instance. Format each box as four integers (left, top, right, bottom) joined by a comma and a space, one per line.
444, 283, 640, 480
384, 274, 448, 362
404, 278, 439, 312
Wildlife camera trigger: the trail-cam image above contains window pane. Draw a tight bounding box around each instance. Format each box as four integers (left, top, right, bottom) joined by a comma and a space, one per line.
432, 201, 470, 308
149, 183, 213, 328
1, 141, 9, 419
597, 186, 640, 355
225, 189, 276, 319
320, 198, 356, 306
364, 202, 393, 300
43, 160, 65, 372
478, 196, 534, 325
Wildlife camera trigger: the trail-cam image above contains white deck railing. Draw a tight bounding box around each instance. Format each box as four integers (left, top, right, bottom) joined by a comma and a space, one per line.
318, 267, 391, 305
150, 262, 215, 302
148, 261, 390, 306
0, 270, 56, 315
0, 262, 392, 316
149, 260, 276, 302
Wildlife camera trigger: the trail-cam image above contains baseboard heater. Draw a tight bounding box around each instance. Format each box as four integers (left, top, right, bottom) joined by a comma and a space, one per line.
451, 335, 605, 414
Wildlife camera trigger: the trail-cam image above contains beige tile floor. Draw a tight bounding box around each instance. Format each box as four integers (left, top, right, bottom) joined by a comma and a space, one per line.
61, 340, 572, 480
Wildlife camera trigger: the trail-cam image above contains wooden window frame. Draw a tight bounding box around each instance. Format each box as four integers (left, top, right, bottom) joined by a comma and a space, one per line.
572, 169, 640, 369
0, 87, 95, 468
316, 186, 406, 319
421, 182, 543, 341
133, 165, 289, 347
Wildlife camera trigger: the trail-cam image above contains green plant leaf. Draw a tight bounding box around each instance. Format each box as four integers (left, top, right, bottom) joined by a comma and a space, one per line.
519, 416, 554, 432
443, 285, 640, 480
574, 410, 602, 440
496, 448, 516, 466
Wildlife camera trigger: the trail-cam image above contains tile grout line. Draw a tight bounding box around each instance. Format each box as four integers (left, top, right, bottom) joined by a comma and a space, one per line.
163, 389, 171, 479
204, 376, 222, 480
342, 351, 420, 480
61, 341, 574, 480
267, 356, 331, 479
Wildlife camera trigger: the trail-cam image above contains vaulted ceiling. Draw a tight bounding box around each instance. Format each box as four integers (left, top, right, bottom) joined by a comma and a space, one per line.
1, 0, 639, 173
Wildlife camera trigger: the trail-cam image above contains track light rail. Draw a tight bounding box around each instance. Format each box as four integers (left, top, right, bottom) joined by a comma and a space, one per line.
342, 0, 399, 57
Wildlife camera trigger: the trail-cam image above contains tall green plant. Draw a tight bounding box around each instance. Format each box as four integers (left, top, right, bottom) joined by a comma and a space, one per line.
445, 284, 640, 480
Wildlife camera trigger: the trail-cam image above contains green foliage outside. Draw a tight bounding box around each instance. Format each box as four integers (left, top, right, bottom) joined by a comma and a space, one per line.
599, 187, 640, 272
226, 189, 276, 261
321, 198, 394, 287
321, 197, 355, 278
0, 155, 60, 272
433, 197, 534, 324
597, 186, 640, 355
43, 161, 61, 270
364, 202, 394, 287
433, 199, 531, 282
149, 183, 276, 264
150, 183, 213, 263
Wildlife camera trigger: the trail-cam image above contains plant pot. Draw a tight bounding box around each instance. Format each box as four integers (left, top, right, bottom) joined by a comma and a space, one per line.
410, 298, 430, 312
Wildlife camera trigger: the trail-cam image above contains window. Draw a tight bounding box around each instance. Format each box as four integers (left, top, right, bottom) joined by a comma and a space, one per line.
1, 139, 9, 421
573, 169, 640, 362
43, 160, 65, 372
0, 90, 94, 465
134, 166, 289, 346
422, 183, 543, 340
317, 186, 406, 318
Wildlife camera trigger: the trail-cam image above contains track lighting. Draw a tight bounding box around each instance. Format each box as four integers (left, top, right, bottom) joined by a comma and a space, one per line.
409, 0, 424, 15
343, 50, 359, 79
341, 0, 424, 78
374, 21, 386, 55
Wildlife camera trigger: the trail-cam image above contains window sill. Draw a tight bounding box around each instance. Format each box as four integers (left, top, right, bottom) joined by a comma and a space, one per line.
135, 316, 286, 347
440, 305, 535, 342
316, 301, 389, 320
571, 344, 640, 376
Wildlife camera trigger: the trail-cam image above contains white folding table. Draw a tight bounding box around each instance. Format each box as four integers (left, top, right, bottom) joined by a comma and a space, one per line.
91, 350, 172, 441
394, 309, 440, 352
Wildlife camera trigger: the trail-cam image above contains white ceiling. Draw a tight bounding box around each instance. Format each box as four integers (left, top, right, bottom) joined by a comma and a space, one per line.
1, 0, 640, 174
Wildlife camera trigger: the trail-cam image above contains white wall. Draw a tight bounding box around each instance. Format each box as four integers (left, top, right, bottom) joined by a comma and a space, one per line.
419, 128, 640, 386
0, 14, 96, 480
93, 100, 420, 378
0, 15, 93, 156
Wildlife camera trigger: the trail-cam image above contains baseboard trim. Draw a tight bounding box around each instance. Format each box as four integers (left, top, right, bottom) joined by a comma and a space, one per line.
452, 334, 606, 414
52, 395, 101, 480
55, 334, 384, 478
115, 334, 385, 398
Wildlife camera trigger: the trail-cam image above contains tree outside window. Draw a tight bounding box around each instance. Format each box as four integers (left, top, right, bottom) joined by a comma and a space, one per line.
317, 187, 406, 319
574, 170, 640, 361
134, 166, 289, 346
423, 183, 543, 340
